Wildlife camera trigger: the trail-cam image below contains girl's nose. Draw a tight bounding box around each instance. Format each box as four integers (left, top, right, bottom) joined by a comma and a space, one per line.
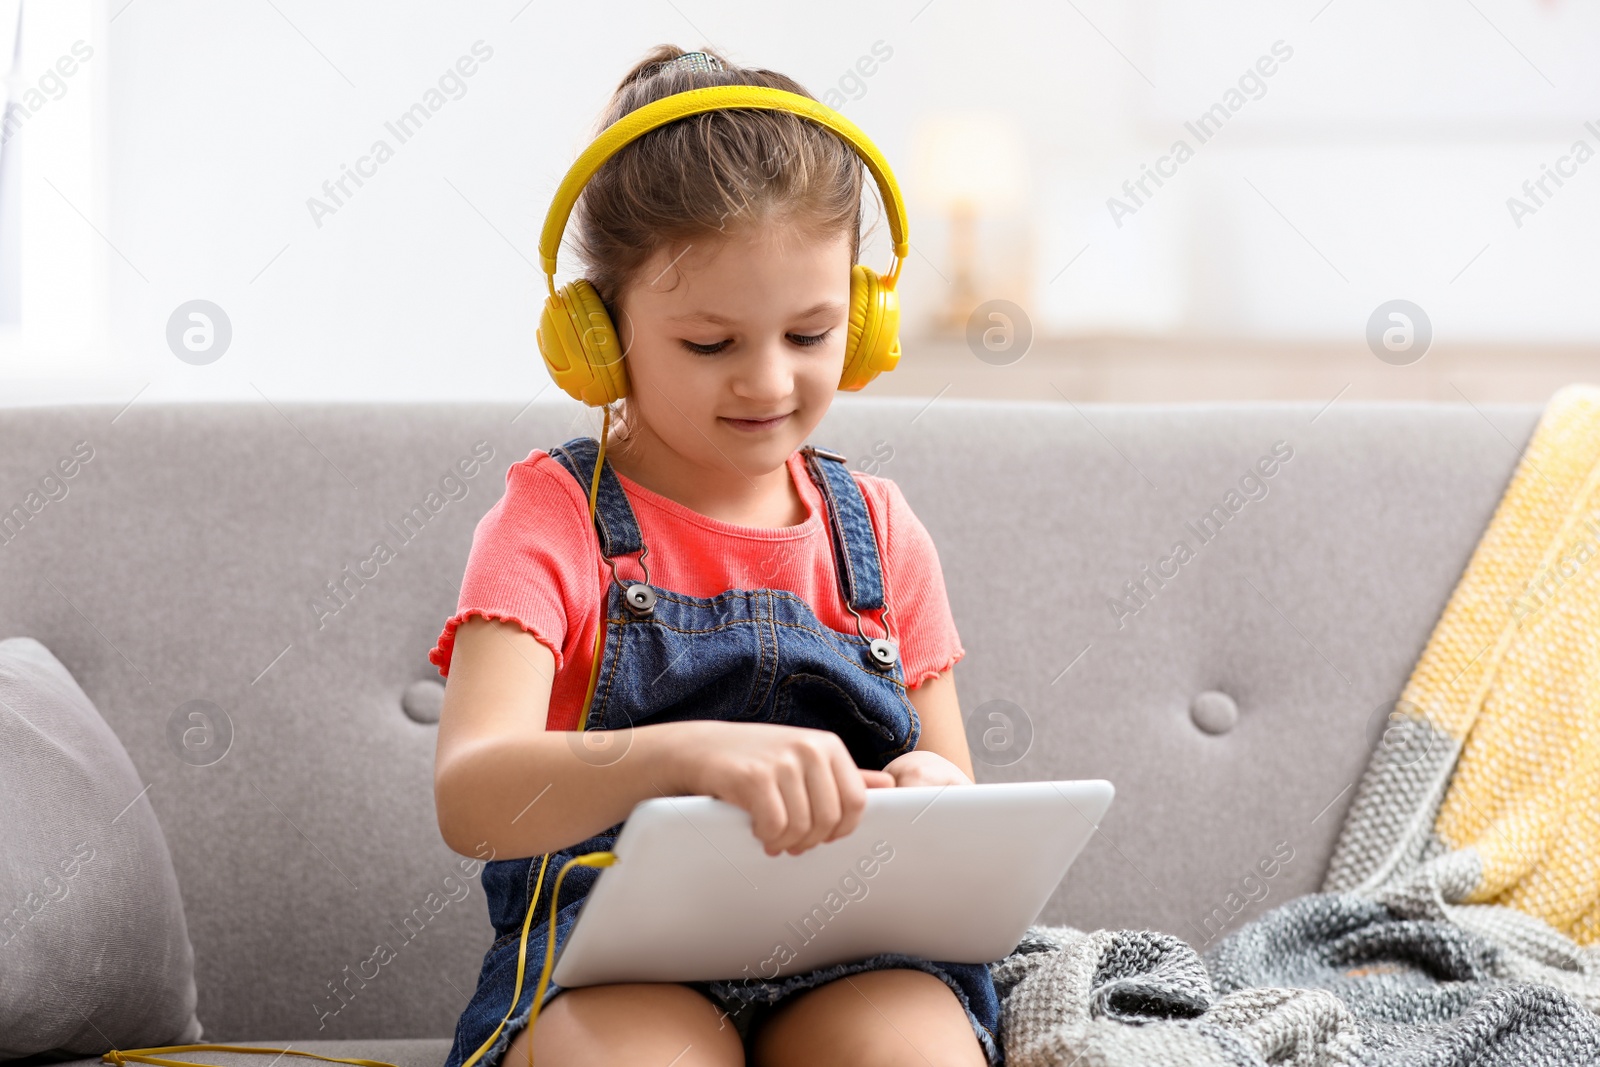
731, 341, 796, 400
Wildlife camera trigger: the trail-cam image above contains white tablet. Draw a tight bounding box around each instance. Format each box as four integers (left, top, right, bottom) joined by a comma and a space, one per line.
551, 778, 1114, 988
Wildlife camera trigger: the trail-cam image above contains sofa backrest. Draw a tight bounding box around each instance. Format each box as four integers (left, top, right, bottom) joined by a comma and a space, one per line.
0, 396, 1539, 1041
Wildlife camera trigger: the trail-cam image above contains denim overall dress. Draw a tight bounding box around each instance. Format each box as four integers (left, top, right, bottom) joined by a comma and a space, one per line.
442, 436, 1004, 1067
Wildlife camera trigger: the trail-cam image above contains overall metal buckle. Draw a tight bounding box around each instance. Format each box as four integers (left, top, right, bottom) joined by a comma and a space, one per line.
604, 542, 656, 616
845, 601, 899, 670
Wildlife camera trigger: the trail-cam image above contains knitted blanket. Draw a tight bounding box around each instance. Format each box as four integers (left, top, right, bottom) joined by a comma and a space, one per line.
988, 384, 1600, 1066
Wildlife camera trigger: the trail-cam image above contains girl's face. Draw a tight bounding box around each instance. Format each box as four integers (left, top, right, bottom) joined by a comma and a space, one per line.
611, 220, 854, 480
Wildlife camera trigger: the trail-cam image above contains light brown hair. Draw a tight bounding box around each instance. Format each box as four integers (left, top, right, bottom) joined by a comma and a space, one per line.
570, 44, 875, 451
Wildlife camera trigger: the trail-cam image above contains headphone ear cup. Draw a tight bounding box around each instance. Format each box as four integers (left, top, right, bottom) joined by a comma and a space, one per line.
840, 264, 902, 392
537, 278, 630, 405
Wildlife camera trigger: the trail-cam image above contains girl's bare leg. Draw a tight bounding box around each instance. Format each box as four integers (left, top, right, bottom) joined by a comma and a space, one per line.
500, 982, 744, 1067
749, 968, 987, 1067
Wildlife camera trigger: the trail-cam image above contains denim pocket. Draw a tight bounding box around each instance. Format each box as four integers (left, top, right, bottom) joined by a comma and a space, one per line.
775, 671, 896, 753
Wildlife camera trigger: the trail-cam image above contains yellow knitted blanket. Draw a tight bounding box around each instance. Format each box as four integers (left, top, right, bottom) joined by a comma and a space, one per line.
1324, 382, 1600, 956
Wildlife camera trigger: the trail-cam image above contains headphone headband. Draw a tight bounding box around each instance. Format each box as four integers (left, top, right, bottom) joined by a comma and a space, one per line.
538, 85, 909, 282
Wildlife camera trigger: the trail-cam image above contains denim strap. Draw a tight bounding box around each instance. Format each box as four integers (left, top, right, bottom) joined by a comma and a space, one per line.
801, 445, 887, 614
547, 437, 645, 559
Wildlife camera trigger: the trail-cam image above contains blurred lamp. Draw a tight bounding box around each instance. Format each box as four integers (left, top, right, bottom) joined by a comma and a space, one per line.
912, 111, 1029, 334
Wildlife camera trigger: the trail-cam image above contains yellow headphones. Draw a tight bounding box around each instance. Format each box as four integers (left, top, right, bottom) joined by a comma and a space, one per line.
535, 84, 912, 406
101, 83, 910, 1067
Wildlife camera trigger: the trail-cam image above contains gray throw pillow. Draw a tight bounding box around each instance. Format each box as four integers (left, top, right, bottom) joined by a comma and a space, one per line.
0, 637, 204, 1059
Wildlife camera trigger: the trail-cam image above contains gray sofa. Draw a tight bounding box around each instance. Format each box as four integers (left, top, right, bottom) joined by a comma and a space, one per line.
0, 395, 1541, 1066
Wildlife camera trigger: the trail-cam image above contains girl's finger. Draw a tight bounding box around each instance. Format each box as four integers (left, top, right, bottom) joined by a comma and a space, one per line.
769, 755, 811, 855
745, 776, 789, 854
796, 747, 842, 853
827, 749, 871, 841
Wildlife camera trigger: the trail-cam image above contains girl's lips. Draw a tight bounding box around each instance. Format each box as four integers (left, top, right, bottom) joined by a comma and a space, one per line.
720, 412, 791, 432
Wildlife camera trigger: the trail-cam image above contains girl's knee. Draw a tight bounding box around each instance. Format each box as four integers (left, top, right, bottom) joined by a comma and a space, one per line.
750, 968, 985, 1067
507, 982, 743, 1067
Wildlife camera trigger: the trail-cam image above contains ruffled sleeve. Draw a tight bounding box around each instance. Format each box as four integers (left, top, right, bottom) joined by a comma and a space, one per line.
428, 452, 596, 679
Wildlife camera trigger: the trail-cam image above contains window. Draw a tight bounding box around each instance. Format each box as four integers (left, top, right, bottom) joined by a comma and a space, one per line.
0, 0, 107, 384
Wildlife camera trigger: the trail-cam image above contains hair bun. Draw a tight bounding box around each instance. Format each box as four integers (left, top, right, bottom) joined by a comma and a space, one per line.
653, 50, 725, 76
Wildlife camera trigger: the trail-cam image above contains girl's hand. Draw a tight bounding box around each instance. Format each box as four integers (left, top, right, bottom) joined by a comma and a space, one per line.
880, 750, 974, 788
661, 720, 895, 857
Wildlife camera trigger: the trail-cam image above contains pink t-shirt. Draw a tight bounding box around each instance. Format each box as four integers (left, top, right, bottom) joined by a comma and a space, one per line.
428, 446, 966, 732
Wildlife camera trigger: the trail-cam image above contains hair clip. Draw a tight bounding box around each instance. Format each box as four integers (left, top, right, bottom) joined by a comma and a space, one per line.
657, 51, 725, 75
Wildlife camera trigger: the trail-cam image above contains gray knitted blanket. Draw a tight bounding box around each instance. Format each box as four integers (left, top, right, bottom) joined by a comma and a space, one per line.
988, 880, 1600, 1066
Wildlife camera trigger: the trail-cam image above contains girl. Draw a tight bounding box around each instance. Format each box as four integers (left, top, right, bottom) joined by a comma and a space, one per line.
431, 45, 1002, 1067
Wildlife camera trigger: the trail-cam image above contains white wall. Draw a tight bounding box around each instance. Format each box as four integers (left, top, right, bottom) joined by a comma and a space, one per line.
4, 0, 1598, 403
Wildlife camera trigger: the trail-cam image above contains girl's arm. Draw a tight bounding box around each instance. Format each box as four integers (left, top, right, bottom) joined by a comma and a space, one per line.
434, 616, 895, 860
433, 616, 680, 859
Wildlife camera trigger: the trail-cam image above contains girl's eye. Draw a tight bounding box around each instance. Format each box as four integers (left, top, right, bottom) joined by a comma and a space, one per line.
788, 329, 833, 348
679, 328, 832, 356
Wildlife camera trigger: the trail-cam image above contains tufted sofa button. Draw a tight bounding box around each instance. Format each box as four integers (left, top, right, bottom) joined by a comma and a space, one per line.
403, 679, 446, 724
1190, 690, 1238, 735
